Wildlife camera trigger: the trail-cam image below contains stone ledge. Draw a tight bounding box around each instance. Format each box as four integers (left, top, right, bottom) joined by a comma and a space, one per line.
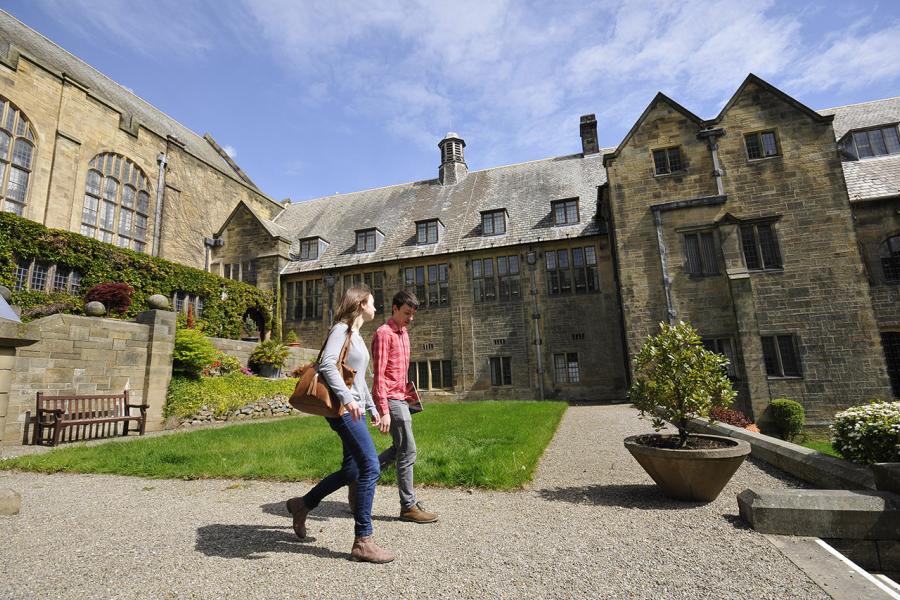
738, 488, 900, 540
687, 417, 875, 490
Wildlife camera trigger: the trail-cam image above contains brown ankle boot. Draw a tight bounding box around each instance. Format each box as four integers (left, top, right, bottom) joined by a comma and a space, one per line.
350, 536, 396, 563
285, 497, 310, 539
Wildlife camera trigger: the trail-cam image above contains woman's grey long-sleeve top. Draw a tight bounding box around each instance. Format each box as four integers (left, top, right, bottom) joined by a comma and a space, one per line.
318, 322, 376, 417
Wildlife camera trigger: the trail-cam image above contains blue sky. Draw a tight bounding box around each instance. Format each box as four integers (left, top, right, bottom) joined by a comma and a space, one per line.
4, 1, 900, 202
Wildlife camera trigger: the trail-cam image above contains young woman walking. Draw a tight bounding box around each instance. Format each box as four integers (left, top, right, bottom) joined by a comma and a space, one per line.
286, 286, 395, 563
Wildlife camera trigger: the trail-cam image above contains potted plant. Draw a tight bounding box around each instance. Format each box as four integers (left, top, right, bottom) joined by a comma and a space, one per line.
284, 330, 301, 347
625, 321, 751, 502
241, 315, 260, 341
248, 339, 289, 378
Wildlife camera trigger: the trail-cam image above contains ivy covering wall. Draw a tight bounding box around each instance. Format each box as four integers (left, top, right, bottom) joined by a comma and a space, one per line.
0, 212, 272, 339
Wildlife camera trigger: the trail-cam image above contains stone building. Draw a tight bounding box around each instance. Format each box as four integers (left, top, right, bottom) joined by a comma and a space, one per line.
0, 10, 283, 272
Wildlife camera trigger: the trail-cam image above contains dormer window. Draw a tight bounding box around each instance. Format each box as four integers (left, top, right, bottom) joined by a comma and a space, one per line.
652, 146, 683, 175
300, 237, 328, 260
845, 125, 900, 159
356, 228, 382, 253
416, 219, 442, 245
481, 209, 507, 236
552, 198, 579, 225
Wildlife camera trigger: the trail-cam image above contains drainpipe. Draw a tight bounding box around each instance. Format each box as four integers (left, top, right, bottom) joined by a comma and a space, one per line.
152, 150, 168, 257
651, 206, 677, 325
697, 127, 726, 197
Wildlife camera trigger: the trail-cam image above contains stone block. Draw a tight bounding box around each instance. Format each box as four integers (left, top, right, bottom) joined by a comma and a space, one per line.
874, 463, 900, 495
0, 489, 21, 515
821, 538, 880, 570
737, 488, 900, 539
878, 540, 900, 571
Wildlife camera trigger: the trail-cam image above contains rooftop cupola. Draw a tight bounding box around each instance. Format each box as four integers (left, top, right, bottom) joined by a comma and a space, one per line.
438, 132, 467, 186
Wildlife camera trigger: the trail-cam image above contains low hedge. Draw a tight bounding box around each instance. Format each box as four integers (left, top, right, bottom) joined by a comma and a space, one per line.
164, 372, 298, 419
0, 212, 272, 339
831, 400, 900, 464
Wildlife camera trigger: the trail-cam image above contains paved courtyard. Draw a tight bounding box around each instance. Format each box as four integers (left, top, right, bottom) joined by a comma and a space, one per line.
0, 405, 836, 599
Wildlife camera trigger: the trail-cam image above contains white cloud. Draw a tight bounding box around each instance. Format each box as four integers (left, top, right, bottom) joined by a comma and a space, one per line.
222, 145, 237, 158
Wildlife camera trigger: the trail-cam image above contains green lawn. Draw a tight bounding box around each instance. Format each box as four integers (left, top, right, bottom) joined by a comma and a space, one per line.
800, 439, 841, 458
0, 401, 566, 490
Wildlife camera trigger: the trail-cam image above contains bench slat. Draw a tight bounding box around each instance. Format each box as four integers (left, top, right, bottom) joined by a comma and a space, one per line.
30, 390, 146, 446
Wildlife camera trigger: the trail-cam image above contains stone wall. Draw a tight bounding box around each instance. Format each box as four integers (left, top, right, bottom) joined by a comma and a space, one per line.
5, 310, 175, 445
207, 336, 317, 375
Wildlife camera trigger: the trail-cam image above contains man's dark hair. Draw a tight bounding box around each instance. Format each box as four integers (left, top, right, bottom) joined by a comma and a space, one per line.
392, 290, 419, 311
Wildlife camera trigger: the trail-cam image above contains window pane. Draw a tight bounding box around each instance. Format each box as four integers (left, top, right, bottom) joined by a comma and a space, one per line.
757, 224, 782, 269
135, 214, 147, 242
356, 233, 365, 253
122, 185, 135, 209
746, 134, 762, 160
5, 167, 28, 202
566, 202, 578, 223
778, 336, 801, 377
495, 212, 506, 234
501, 357, 511, 385
11, 139, 32, 169
554, 354, 567, 382
653, 149, 668, 175
430, 361, 442, 389
14, 258, 29, 291
870, 128, 888, 156
883, 127, 900, 154
483, 214, 493, 235
54, 267, 70, 292
684, 234, 702, 275
0, 131, 9, 157
118, 209, 133, 236
761, 336, 780, 376
700, 232, 718, 275
567, 353, 580, 383
490, 357, 501, 386
137, 191, 150, 214
100, 201, 116, 230
667, 147, 683, 172
85, 171, 101, 196
555, 205, 565, 224
418, 362, 429, 389
417, 222, 426, 243
408, 363, 417, 388
82, 195, 98, 225
741, 226, 761, 270
428, 221, 437, 243
30, 262, 48, 291
853, 131, 873, 158
103, 178, 118, 202
761, 132, 778, 157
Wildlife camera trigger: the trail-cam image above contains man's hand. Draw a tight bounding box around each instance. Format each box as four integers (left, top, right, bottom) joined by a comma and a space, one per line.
378, 412, 391, 434
346, 400, 363, 421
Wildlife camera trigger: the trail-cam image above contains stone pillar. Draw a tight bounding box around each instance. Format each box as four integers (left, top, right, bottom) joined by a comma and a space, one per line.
0, 321, 39, 451
135, 309, 176, 432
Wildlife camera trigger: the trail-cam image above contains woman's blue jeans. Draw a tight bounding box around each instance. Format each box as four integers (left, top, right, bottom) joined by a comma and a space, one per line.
302, 412, 380, 538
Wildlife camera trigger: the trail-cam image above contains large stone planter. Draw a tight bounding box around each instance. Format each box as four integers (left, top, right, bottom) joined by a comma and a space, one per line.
624, 434, 751, 502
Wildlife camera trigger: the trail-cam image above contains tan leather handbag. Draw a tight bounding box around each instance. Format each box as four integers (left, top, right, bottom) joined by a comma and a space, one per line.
289, 327, 356, 417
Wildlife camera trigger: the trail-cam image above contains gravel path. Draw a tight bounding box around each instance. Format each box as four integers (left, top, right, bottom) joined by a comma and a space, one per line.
0, 405, 830, 599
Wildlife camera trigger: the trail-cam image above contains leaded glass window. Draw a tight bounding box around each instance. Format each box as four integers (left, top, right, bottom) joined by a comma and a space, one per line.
81, 153, 151, 252
0, 97, 36, 216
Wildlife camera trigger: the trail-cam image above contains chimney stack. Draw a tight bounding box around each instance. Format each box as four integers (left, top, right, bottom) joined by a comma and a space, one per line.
580, 114, 599, 155
438, 132, 467, 186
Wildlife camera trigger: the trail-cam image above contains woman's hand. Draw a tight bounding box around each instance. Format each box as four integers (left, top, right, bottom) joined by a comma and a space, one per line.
370, 412, 381, 428
378, 412, 391, 434
346, 400, 363, 421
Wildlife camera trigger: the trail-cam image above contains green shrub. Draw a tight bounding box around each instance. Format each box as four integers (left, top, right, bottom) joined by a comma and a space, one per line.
629, 321, 737, 447
172, 328, 217, 377
831, 401, 900, 464
164, 371, 297, 418
284, 330, 299, 344
770, 398, 805, 441
0, 212, 272, 338
248, 339, 289, 371
202, 351, 242, 377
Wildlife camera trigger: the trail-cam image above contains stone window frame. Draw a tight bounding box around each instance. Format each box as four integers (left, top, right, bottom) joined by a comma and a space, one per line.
760, 334, 802, 379
81, 153, 151, 252
740, 219, 783, 272
546, 246, 599, 296
284, 279, 323, 322
472, 254, 524, 304
0, 97, 36, 217
553, 352, 580, 384
879, 234, 900, 283
481, 209, 507, 236
551, 198, 580, 226
744, 129, 781, 161
682, 230, 720, 277
651, 145, 684, 176
13, 257, 82, 294
403, 263, 450, 309
343, 271, 385, 313
489, 356, 512, 386
846, 125, 900, 160
702, 336, 739, 379
415, 219, 440, 245
172, 291, 204, 318
408, 359, 453, 390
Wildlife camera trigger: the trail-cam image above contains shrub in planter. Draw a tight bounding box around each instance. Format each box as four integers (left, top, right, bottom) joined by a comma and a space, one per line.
831, 401, 900, 464
248, 339, 289, 376
201, 351, 242, 377
173, 328, 217, 378
770, 398, 804, 442
84, 282, 134, 314
284, 330, 299, 346
709, 405, 751, 428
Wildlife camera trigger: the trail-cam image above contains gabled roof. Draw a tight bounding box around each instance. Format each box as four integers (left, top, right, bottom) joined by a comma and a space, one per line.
0, 10, 279, 209
604, 93, 704, 165
217, 200, 291, 241
710, 73, 833, 126
819, 96, 900, 139
276, 153, 607, 276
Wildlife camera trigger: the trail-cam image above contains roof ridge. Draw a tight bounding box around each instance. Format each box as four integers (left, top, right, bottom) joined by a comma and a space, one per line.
818, 95, 900, 113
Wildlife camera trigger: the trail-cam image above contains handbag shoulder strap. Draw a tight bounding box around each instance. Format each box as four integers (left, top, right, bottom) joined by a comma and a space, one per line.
315, 324, 354, 364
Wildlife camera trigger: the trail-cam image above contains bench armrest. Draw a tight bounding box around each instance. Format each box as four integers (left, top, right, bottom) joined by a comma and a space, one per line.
126, 403, 150, 409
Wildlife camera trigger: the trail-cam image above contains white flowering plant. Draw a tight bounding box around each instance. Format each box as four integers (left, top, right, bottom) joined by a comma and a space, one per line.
830, 401, 900, 464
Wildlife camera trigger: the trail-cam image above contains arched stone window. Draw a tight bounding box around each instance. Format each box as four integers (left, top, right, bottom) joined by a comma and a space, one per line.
81, 153, 151, 252
0, 97, 36, 216
880, 234, 900, 283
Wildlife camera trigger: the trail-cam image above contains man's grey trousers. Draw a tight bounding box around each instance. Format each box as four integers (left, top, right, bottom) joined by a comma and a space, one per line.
377, 399, 417, 511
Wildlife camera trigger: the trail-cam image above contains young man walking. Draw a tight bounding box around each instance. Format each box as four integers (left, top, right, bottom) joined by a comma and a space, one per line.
370, 290, 438, 524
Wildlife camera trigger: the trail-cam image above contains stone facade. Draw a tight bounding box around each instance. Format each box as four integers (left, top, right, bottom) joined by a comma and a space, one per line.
0, 12, 283, 270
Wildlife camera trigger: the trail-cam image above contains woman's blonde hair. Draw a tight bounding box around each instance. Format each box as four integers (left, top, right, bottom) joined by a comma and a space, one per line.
333, 285, 372, 325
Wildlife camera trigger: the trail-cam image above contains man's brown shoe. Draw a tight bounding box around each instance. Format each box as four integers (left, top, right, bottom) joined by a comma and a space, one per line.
350, 535, 396, 563
285, 497, 310, 539
400, 502, 438, 523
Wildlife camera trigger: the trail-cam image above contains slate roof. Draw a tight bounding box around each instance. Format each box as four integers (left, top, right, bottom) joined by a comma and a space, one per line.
277, 152, 608, 275
818, 96, 900, 202
0, 10, 271, 200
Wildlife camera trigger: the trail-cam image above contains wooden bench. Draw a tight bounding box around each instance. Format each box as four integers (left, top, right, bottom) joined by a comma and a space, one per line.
24, 391, 149, 446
